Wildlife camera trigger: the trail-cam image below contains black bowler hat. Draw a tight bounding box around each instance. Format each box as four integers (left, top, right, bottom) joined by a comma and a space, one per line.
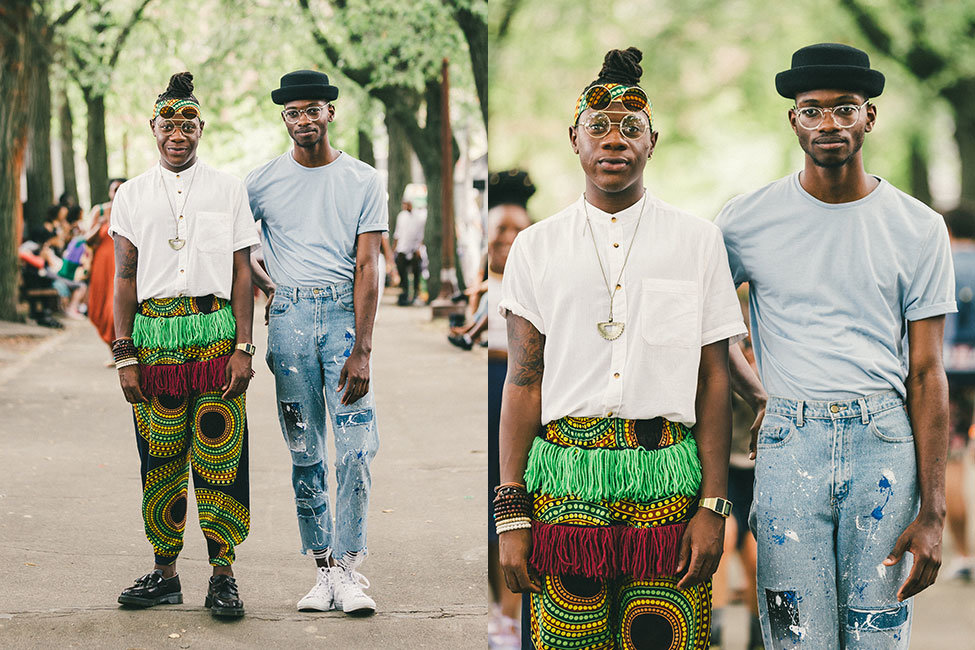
271, 69, 339, 105
775, 43, 885, 99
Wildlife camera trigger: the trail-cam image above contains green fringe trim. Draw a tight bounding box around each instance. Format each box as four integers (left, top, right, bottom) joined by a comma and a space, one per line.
133, 304, 236, 349
524, 435, 702, 502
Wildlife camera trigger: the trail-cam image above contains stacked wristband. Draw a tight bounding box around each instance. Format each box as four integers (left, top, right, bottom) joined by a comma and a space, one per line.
493, 482, 532, 534
112, 337, 138, 370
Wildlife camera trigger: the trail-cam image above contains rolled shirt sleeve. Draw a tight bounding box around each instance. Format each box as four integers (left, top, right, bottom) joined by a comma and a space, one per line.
107, 184, 137, 246
232, 181, 261, 252
357, 173, 389, 234
498, 232, 546, 335
905, 220, 957, 321
701, 225, 748, 346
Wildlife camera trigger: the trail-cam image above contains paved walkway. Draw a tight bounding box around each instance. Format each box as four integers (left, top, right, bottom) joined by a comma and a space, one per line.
0, 295, 487, 648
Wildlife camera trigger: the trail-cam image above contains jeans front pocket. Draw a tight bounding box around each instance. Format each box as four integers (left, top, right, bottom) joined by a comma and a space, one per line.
267, 292, 292, 317
868, 406, 914, 443
640, 279, 697, 348
756, 415, 795, 449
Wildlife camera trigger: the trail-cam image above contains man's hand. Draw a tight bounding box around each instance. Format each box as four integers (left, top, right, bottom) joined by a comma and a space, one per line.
748, 399, 767, 460
884, 511, 944, 601
263, 286, 276, 325
676, 508, 726, 590
338, 347, 370, 405
118, 365, 148, 403
221, 350, 253, 400
499, 528, 542, 594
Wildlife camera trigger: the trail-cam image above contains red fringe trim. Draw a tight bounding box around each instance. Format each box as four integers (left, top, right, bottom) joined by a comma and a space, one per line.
530, 521, 687, 580
139, 356, 230, 397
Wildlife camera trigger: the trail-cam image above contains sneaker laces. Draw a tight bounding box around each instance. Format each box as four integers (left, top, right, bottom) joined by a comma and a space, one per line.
337, 567, 370, 592
307, 567, 331, 597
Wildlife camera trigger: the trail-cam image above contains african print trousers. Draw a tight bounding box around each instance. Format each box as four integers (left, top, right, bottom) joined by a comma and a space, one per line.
132, 296, 250, 567
524, 417, 711, 650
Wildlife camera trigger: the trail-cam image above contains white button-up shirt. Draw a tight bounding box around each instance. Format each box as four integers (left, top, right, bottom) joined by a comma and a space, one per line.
109, 161, 260, 302
499, 194, 746, 426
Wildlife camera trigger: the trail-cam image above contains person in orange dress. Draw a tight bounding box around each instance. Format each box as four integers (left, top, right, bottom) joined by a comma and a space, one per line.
85, 178, 126, 351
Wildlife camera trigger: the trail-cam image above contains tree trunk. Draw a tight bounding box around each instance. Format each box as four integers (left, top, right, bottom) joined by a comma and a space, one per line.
954, 105, 975, 205
59, 86, 78, 206
357, 127, 375, 168
908, 130, 932, 206
385, 114, 412, 236
0, 0, 34, 320
24, 53, 53, 229
84, 90, 109, 205
418, 79, 446, 301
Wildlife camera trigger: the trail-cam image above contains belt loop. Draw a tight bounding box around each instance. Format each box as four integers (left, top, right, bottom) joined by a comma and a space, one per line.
796, 400, 804, 427
858, 398, 869, 424
292, 286, 299, 302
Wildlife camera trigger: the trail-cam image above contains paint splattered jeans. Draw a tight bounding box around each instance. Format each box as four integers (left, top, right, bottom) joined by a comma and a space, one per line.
266, 283, 379, 562
750, 391, 917, 649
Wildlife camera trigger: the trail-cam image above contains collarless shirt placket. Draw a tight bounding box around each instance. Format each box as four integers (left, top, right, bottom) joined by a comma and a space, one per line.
600, 213, 628, 418
168, 170, 189, 297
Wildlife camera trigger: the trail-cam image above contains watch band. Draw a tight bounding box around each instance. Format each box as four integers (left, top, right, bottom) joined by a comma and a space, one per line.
699, 497, 733, 518
235, 342, 257, 356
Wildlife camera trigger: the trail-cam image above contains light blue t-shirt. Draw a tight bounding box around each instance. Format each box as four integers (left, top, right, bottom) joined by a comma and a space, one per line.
245, 151, 388, 286
716, 173, 956, 400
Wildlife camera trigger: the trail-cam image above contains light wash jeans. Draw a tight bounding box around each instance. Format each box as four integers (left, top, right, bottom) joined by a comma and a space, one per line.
750, 391, 917, 649
266, 283, 379, 563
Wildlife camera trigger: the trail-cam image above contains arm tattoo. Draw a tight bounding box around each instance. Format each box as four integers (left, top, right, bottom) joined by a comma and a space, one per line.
115, 239, 138, 279
506, 315, 545, 386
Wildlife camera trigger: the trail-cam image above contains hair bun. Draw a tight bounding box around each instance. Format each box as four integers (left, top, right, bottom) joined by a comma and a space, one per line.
166, 72, 195, 97
598, 47, 643, 86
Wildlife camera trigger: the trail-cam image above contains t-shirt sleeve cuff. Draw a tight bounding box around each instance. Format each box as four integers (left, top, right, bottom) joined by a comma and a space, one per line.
701, 322, 748, 346
498, 299, 545, 336
905, 301, 958, 321
357, 224, 389, 234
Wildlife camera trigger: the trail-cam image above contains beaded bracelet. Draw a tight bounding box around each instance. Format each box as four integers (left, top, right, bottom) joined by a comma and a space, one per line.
115, 358, 139, 370
495, 517, 532, 534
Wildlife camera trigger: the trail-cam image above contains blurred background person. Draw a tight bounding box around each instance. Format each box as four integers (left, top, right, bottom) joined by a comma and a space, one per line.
85, 177, 126, 360
393, 199, 426, 306
943, 204, 975, 582
486, 168, 535, 650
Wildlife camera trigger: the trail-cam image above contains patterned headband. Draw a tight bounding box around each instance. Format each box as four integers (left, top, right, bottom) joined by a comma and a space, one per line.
572, 83, 652, 125
153, 97, 202, 120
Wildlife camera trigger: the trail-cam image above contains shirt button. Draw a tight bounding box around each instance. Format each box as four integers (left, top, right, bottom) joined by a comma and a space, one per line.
616, 284, 622, 290
613, 242, 620, 248
177, 292, 183, 297
611, 217, 617, 223
177, 190, 182, 194
179, 269, 184, 274
179, 215, 184, 220
607, 411, 614, 417
614, 372, 620, 378
830, 404, 839, 413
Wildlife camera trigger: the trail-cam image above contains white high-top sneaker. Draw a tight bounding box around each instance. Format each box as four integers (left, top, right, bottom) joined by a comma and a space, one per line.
297, 566, 333, 611
330, 564, 376, 616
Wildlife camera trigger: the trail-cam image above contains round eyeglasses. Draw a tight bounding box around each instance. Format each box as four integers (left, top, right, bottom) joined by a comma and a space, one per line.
156, 120, 198, 135
793, 101, 869, 130
581, 111, 650, 140
282, 105, 328, 124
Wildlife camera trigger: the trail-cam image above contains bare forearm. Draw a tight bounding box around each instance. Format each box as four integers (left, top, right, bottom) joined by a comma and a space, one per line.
231, 250, 254, 345
500, 383, 542, 484
906, 369, 949, 517
249, 251, 274, 296
353, 260, 379, 354
729, 341, 766, 410
113, 278, 139, 339
694, 343, 732, 498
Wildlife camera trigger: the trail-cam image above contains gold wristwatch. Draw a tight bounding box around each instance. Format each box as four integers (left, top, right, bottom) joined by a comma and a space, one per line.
235, 343, 257, 356
699, 497, 733, 518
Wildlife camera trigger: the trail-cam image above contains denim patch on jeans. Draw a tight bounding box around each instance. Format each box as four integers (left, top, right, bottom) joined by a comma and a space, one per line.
750, 391, 916, 649
266, 283, 379, 560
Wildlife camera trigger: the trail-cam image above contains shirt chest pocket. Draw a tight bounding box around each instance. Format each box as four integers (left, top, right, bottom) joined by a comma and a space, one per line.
195, 211, 232, 253
640, 279, 698, 348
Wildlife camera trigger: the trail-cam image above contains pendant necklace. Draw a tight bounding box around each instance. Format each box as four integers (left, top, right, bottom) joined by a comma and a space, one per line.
161, 163, 199, 251
583, 191, 648, 341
